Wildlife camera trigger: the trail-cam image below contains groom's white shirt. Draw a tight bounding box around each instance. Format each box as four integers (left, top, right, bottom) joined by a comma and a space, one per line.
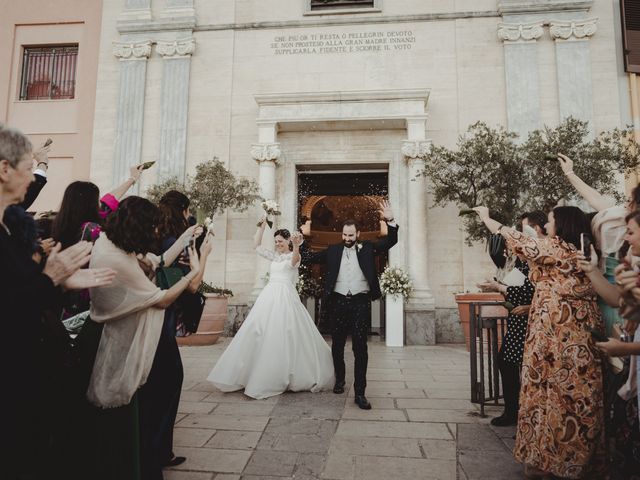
334, 245, 369, 296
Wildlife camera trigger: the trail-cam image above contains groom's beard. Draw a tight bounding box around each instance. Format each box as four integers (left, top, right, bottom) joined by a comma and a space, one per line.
343, 240, 356, 248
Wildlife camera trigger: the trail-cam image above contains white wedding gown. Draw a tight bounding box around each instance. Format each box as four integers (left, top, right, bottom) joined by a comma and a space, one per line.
207, 246, 334, 399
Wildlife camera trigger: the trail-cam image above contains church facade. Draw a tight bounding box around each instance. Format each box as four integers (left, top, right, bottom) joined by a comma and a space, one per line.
86, 1, 633, 343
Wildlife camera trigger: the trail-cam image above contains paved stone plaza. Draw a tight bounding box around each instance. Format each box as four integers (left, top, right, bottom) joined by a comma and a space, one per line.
166, 339, 524, 480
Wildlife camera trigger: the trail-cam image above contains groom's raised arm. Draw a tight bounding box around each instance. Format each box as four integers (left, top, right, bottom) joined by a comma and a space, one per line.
373, 222, 398, 255
372, 200, 398, 255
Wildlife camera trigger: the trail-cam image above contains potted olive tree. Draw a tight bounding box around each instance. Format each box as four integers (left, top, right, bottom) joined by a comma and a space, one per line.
147, 157, 259, 345
180, 283, 234, 346
422, 118, 639, 349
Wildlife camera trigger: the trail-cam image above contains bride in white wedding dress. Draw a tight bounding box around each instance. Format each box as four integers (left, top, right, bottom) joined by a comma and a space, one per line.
207, 220, 334, 399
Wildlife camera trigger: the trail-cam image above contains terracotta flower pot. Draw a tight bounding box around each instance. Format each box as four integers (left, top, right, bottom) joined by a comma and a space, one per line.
454, 292, 504, 351
177, 294, 227, 346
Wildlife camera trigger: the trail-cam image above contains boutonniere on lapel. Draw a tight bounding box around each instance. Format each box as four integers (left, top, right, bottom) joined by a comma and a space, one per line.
356, 242, 363, 253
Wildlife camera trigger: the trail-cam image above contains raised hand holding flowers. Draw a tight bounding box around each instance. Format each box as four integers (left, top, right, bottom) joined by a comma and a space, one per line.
259, 200, 281, 228
204, 216, 215, 235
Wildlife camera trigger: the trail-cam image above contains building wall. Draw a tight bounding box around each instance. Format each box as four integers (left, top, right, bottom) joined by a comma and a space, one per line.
0, 0, 103, 212
87, 0, 625, 340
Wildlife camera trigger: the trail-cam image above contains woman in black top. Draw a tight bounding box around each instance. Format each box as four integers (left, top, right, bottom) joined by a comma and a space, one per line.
0, 124, 113, 479
138, 190, 212, 475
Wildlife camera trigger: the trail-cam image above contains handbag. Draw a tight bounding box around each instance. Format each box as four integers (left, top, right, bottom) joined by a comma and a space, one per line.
156, 255, 184, 289
488, 233, 506, 269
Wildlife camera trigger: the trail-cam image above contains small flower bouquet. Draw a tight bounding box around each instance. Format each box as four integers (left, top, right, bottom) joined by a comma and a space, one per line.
379, 266, 413, 299
203, 216, 215, 234
258, 200, 281, 228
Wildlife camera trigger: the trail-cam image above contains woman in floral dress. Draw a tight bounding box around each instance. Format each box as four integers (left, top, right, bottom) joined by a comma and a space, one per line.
473, 205, 606, 479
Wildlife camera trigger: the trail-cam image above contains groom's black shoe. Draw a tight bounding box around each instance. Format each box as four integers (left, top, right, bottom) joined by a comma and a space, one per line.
333, 381, 345, 394
354, 395, 372, 410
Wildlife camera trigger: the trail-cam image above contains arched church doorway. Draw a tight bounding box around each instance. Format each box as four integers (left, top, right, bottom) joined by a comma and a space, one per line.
297, 169, 389, 336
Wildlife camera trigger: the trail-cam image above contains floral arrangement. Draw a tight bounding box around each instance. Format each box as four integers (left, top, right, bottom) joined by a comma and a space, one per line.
258, 200, 282, 228
379, 266, 413, 299
198, 281, 233, 297
296, 265, 323, 299
203, 216, 215, 234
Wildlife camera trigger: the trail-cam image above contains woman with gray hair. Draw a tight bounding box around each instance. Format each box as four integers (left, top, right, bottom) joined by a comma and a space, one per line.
0, 124, 115, 479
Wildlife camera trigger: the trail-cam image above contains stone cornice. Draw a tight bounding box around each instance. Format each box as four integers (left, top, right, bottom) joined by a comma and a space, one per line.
497, 21, 544, 42
156, 38, 196, 58
401, 140, 432, 160
498, 0, 593, 14
255, 89, 430, 107
113, 40, 152, 60
549, 18, 597, 40
251, 143, 281, 163
116, 11, 499, 35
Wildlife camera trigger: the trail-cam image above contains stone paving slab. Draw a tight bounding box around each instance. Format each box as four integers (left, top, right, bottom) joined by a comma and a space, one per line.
169, 339, 524, 479
178, 401, 217, 414
335, 419, 453, 439
164, 471, 213, 480
169, 447, 251, 473
176, 414, 270, 431
204, 430, 262, 450
406, 409, 481, 424
211, 402, 276, 417
173, 427, 216, 447
327, 436, 423, 458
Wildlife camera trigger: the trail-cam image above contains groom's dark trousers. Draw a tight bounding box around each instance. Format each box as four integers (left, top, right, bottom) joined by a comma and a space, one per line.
331, 292, 370, 396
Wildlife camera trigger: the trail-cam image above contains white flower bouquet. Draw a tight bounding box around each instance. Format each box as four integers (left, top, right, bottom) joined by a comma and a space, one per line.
379, 266, 413, 299
258, 199, 281, 228
203, 216, 215, 234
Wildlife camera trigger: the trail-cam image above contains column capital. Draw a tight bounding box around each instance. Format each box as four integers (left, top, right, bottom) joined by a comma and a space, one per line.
156, 38, 196, 58
401, 140, 432, 160
497, 22, 544, 43
251, 143, 281, 164
549, 18, 597, 41
113, 40, 152, 60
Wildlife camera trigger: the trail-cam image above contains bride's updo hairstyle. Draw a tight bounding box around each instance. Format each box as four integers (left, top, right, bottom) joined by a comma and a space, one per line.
274, 228, 293, 251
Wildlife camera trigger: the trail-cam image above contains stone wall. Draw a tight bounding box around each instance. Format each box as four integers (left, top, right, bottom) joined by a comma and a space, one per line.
88, 0, 627, 344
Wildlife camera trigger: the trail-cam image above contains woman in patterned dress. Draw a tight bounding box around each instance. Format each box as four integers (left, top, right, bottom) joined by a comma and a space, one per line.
478, 211, 547, 426
473, 205, 606, 479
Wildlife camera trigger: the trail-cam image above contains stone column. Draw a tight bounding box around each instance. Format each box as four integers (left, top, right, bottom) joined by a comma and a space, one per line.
248, 141, 280, 302
156, 38, 196, 181
497, 22, 544, 137
117, 0, 152, 29
401, 117, 436, 345
550, 18, 597, 128
112, 41, 152, 190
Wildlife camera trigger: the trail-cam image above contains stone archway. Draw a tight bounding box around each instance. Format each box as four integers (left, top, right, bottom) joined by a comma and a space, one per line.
249, 89, 436, 345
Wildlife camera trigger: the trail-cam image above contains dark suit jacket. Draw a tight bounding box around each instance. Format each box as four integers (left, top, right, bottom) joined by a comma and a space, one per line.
302, 224, 398, 300
19, 173, 47, 211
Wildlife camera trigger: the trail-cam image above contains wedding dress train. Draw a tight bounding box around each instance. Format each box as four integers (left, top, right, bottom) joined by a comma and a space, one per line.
207, 246, 334, 399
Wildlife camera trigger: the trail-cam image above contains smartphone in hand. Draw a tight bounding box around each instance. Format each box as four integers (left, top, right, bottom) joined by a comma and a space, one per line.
584, 325, 608, 342
580, 233, 592, 261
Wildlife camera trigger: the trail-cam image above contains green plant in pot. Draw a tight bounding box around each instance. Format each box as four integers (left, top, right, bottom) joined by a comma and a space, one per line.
148, 157, 258, 345
198, 282, 233, 297
423, 117, 640, 245
425, 118, 640, 351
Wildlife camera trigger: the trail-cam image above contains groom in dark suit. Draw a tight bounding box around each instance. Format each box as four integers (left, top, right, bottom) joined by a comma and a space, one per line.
303, 201, 398, 409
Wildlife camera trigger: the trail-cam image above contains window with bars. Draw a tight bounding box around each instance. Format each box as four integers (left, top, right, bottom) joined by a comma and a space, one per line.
19, 45, 78, 100
310, 0, 375, 10
621, 0, 640, 73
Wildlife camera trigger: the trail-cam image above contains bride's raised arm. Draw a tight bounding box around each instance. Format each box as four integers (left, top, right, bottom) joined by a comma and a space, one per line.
254, 217, 267, 248
291, 232, 303, 268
